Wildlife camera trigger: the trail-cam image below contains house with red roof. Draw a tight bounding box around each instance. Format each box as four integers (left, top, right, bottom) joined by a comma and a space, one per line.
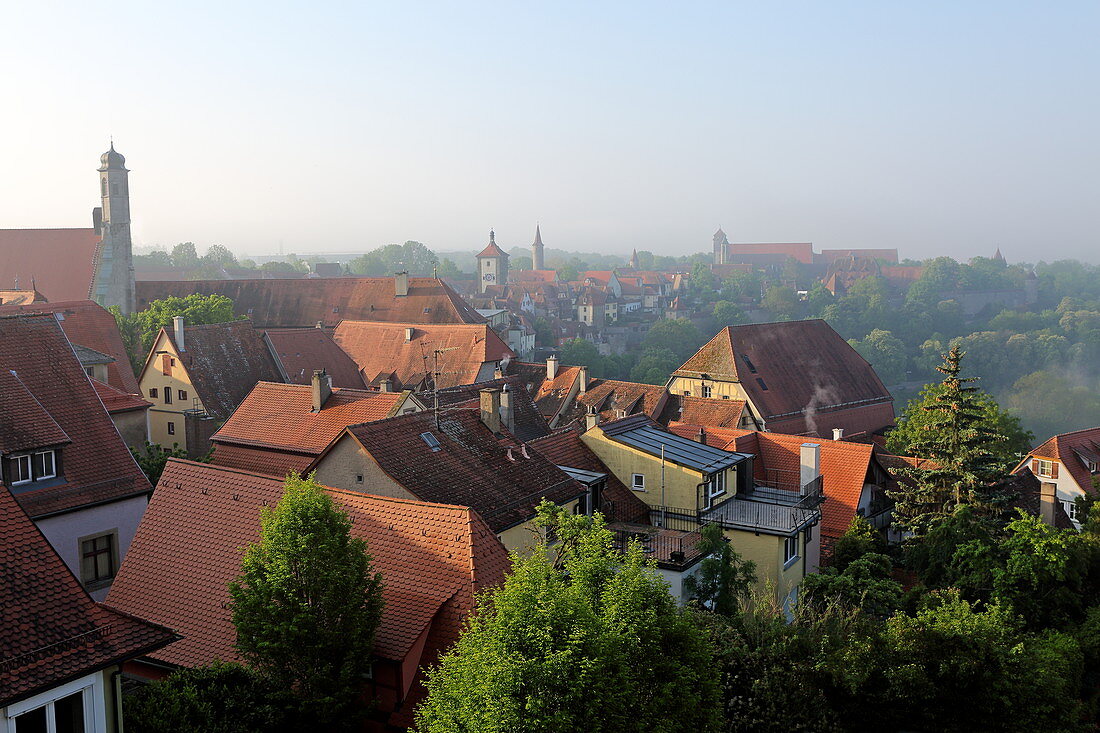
333, 320, 514, 391
106, 459, 510, 731
432, 376, 553, 442
1013, 427, 1100, 527
137, 318, 283, 456
0, 483, 175, 730
308, 393, 587, 551
262, 326, 365, 388
209, 376, 422, 477
668, 320, 895, 438
0, 314, 153, 600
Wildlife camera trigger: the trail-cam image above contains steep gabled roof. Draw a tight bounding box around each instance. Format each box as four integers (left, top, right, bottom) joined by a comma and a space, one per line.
0, 369, 71, 454
658, 395, 747, 429
0, 314, 151, 518
0, 484, 176, 707
434, 376, 553, 442
105, 460, 508, 727
162, 320, 283, 420
725, 242, 814, 265
211, 382, 408, 475
1021, 427, 1100, 493
91, 379, 151, 414
334, 321, 514, 390
0, 229, 102, 303
0, 300, 141, 394
135, 277, 484, 328
673, 320, 893, 431
263, 327, 364, 388
337, 410, 584, 533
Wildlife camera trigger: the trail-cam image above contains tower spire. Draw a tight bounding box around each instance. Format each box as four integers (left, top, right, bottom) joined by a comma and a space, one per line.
531, 224, 545, 270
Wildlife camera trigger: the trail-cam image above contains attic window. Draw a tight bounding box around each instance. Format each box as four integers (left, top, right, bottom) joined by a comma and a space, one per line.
741, 354, 758, 373
332, 307, 340, 313
755, 377, 769, 391
247, 308, 254, 315
423, 307, 431, 313
420, 432, 441, 451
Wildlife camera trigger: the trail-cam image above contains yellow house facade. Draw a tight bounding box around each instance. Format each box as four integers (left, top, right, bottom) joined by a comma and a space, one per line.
581, 415, 821, 605
138, 328, 207, 453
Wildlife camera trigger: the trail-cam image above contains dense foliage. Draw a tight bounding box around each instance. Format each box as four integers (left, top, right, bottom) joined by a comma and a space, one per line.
229, 475, 384, 729
112, 293, 238, 373
130, 440, 192, 484
416, 503, 721, 732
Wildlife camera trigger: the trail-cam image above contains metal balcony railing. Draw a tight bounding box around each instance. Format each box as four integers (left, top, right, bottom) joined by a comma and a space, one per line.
649, 479, 823, 536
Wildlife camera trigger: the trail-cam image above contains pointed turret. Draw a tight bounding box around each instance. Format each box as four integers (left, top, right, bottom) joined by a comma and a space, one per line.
629, 248, 639, 269
713, 228, 729, 265
531, 225, 545, 270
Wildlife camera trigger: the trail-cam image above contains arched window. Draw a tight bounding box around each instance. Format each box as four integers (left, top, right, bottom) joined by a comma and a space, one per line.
101, 178, 107, 196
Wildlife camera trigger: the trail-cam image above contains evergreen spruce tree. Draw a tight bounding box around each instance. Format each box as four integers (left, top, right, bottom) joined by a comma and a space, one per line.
229, 474, 384, 729
889, 345, 1008, 536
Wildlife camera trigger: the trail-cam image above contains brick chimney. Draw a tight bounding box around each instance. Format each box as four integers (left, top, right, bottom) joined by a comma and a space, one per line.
395, 271, 409, 297
546, 355, 559, 380
311, 369, 332, 412
1040, 481, 1058, 526
500, 385, 516, 434
379, 378, 392, 393
800, 442, 821, 494
832, 428, 844, 441
173, 316, 186, 352
479, 388, 501, 433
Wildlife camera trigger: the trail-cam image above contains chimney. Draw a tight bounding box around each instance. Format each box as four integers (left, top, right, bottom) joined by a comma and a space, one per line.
395, 271, 409, 297
697, 427, 706, 444
800, 442, 821, 494
494, 366, 504, 379
479, 388, 501, 433
1040, 481, 1058, 526
832, 428, 844, 441
546, 355, 559, 380
404, 327, 414, 342
578, 365, 589, 393
173, 316, 186, 352
584, 407, 600, 431
379, 378, 392, 393
311, 369, 332, 411
500, 385, 516, 434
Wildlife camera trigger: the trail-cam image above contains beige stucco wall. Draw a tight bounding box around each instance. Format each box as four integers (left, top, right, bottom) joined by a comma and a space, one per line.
312, 435, 416, 500
139, 332, 207, 452
729, 527, 806, 602
110, 408, 149, 448
581, 426, 737, 511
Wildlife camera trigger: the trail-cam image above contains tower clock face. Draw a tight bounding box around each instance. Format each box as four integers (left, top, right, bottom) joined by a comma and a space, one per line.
483, 273, 495, 282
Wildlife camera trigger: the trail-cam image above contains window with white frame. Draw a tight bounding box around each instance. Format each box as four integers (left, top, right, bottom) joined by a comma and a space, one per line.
631, 473, 645, 491
5, 671, 102, 733
784, 534, 800, 565
10, 454, 32, 485
34, 451, 56, 480
1037, 459, 1054, 478
706, 471, 726, 501
701, 384, 712, 398
1065, 500, 1080, 523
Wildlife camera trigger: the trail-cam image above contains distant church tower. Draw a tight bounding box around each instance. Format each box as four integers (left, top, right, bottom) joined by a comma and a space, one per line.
476, 230, 509, 293
629, 248, 640, 269
713, 228, 729, 265
531, 225, 545, 270
93, 143, 135, 313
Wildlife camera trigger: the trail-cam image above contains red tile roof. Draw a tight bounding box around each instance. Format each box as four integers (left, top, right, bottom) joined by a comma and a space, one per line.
211, 382, 408, 475
670, 425, 876, 545
563, 379, 668, 428
1019, 427, 1100, 494
91, 379, 151, 414
0, 229, 102, 303
333, 410, 584, 533
0, 369, 70, 454
528, 428, 651, 524
105, 460, 508, 727
0, 314, 151, 518
726, 242, 814, 265
135, 277, 484, 328
658, 395, 747, 429
0, 300, 141, 394
510, 270, 558, 283
333, 321, 514, 390
262, 327, 364, 388
674, 320, 894, 437
0, 484, 176, 707
160, 320, 283, 420
817, 248, 899, 265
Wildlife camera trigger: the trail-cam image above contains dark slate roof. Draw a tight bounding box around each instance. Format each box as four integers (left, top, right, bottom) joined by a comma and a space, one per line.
433, 376, 552, 442
263, 328, 365, 388
0, 484, 176, 707
601, 415, 749, 473
165, 320, 283, 420
0, 314, 151, 518
340, 410, 585, 533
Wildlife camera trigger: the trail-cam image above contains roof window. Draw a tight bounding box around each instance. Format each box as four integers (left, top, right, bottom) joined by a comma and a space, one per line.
420, 432, 441, 451
740, 354, 758, 373
755, 377, 769, 391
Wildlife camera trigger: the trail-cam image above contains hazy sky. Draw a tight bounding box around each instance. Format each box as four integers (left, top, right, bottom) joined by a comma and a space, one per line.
2, 2, 1098, 262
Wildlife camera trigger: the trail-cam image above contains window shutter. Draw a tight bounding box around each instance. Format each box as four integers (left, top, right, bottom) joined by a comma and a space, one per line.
1032, 459, 1040, 473
1052, 462, 1060, 479
161, 354, 172, 376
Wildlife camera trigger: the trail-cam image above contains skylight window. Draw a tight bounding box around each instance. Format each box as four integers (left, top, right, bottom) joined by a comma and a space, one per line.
740, 354, 758, 373
420, 432, 441, 451
755, 377, 769, 391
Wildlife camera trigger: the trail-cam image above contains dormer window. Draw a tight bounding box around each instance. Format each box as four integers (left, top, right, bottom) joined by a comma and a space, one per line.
34, 450, 56, 480
10, 455, 32, 485
5, 449, 59, 487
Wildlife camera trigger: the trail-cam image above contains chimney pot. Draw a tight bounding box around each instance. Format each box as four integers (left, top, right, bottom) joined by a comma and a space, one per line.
578, 365, 589, 393
800, 442, 821, 494
506, 446, 516, 462
379, 378, 392, 393
500, 384, 515, 434
173, 316, 186, 352
479, 388, 502, 433
311, 369, 332, 412
584, 407, 600, 431
832, 427, 844, 441
395, 271, 409, 297
546, 355, 559, 380
405, 327, 414, 342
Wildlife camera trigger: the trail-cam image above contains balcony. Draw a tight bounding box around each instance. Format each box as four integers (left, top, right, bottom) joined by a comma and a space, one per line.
649, 476, 823, 537
609, 523, 706, 571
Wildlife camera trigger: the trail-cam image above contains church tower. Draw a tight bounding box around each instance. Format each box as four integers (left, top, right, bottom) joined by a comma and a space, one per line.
476, 230, 509, 293
629, 248, 640, 269
531, 225, 545, 270
713, 228, 729, 265
93, 143, 135, 313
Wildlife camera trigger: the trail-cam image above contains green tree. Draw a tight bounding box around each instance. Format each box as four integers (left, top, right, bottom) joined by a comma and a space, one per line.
559, 337, 600, 368
229, 475, 384, 728
801, 553, 903, 618
848, 328, 907, 385
113, 294, 238, 373
348, 241, 438, 276
436, 257, 464, 279
416, 503, 721, 733
887, 346, 1010, 535
830, 516, 887, 572
640, 318, 703, 361
203, 244, 239, 267
124, 662, 293, 733
171, 241, 200, 269
629, 347, 680, 385
710, 300, 745, 330
762, 285, 798, 320
682, 523, 757, 616
130, 441, 190, 484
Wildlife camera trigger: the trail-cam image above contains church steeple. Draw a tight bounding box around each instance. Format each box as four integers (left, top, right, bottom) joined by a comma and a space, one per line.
93, 143, 135, 313
531, 225, 545, 270
713, 228, 729, 265
629, 248, 639, 269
